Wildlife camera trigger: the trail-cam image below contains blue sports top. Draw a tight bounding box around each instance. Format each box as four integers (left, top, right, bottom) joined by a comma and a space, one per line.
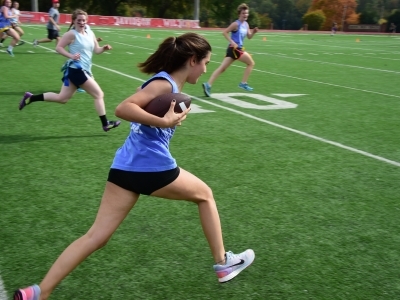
111, 71, 179, 172
230, 20, 248, 48
0, 6, 11, 28
67, 28, 95, 74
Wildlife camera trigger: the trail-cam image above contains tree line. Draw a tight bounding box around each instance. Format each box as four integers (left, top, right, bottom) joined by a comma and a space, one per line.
14, 0, 400, 30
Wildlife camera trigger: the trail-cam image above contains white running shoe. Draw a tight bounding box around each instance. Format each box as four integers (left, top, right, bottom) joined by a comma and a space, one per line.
213, 249, 255, 283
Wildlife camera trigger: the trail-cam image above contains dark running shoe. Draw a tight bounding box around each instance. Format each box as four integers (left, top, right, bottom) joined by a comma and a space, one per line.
19, 92, 33, 110
103, 120, 121, 132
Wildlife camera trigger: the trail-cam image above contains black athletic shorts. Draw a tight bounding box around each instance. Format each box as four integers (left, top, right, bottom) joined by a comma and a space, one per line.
107, 167, 180, 195
66, 67, 91, 87
47, 29, 59, 40
226, 46, 244, 60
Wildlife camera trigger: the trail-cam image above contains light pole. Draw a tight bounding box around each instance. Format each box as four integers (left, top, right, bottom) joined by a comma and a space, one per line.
194, 0, 199, 20
341, 3, 348, 31
31, 0, 38, 12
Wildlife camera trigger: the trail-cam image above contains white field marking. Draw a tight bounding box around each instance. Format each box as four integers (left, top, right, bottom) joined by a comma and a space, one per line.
216, 44, 400, 72
0, 50, 5, 53
275, 45, 400, 62
211, 60, 400, 99
273, 94, 307, 98
27, 50, 34, 53
251, 51, 400, 74
265, 39, 399, 54
103, 52, 110, 54
0, 274, 7, 300
126, 52, 134, 54
92, 63, 400, 168
90, 39, 400, 99
293, 53, 303, 55
35, 38, 396, 100
113, 41, 152, 51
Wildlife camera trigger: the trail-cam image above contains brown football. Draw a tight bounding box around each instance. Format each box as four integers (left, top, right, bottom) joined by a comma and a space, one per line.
143, 93, 191, 118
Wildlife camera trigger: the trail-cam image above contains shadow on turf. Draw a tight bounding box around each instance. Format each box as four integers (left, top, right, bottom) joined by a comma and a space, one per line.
0, 92, 33, 96
0, 134, 107, 144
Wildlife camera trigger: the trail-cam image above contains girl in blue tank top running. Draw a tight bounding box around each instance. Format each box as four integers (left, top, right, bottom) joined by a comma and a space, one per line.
202, 3, 258, 96
0, 0, 20, 56
14, 32, 255, 300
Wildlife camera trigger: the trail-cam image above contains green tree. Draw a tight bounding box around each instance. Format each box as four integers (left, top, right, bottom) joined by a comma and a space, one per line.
359, 10, 379, 23
387, 9, 400, 31
302, 9, 326, 29
207, 0, 244, 27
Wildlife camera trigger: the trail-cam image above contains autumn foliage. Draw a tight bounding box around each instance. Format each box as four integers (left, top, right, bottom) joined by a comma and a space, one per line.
308, 0, 358, 30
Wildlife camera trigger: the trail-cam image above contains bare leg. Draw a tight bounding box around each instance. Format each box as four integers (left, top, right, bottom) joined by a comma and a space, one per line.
42, 84, 77, 104
39, 182, 139, 300
37, 38, 52, 43
151, 168, 226, 264
207, 57, 234, 86
238, 52, 255, 83
80, 77, 106, 116
15, 26, 24, 38
6, 27, 20, 47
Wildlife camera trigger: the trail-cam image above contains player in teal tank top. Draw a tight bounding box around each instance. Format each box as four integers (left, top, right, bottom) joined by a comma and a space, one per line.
202, 3, 258, 96
14, 32, 255, 300
18, 9, 121, 132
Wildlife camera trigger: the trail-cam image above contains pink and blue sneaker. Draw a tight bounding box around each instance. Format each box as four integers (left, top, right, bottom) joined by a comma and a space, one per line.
14, 284, 41, 300
213, 249, 255, 283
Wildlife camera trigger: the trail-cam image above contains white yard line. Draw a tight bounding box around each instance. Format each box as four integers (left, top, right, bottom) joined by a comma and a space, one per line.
0, 274, 8, 300
30, 43, 400, 168
93, 63, 400, 168
216, 61, 400, 99
252, 51, 400, 74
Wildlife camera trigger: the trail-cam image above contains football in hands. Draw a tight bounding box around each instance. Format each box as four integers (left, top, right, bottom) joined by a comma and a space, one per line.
143, 93, 191, 118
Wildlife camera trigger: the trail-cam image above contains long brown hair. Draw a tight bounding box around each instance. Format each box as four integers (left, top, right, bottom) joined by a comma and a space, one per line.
138, 32, 211, 74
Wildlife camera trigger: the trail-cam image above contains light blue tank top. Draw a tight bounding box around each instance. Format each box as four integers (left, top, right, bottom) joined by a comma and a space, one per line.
9, 8, 18, 24
68, 29, 94, 74
230, 20, 248, 48
111, 71, 179, 172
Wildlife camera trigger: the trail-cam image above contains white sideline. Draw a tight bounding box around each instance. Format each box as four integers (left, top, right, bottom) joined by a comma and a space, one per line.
92, 64, 400, 168
0, 274, 8, 300
29, 43, 400, 168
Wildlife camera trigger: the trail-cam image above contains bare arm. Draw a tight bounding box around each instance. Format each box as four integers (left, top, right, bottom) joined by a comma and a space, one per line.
2, 7, 16, 19
93, 34, 111, 54
222, 21, 239, 48
55, 31, 79, 60
247, 23, 258, 39
115, 80, 189, 128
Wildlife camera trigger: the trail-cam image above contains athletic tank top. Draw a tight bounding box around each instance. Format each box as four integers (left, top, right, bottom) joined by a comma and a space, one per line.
111, 71, 179, 172
0, 6, 10, 26
230, 20, 248, 48
10, 8, 19, 24
68, 28, 94, 74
